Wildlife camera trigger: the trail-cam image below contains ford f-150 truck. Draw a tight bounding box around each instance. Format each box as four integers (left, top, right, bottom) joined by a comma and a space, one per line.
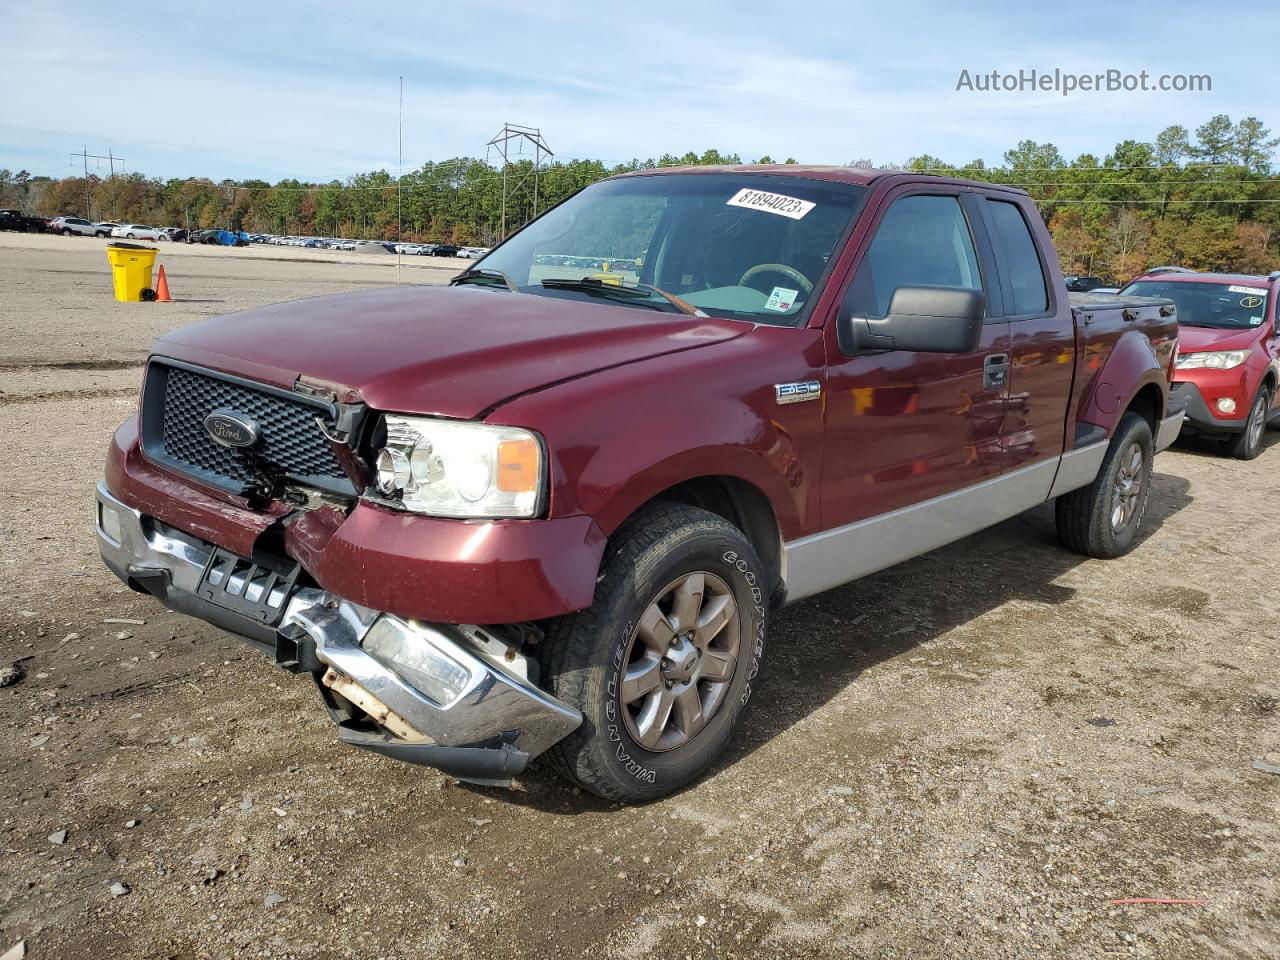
97, 165, 1183, 801
1120, 269, 1280, 459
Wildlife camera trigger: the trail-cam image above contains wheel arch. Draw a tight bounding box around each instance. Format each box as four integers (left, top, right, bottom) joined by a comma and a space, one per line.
627, 474, 785, 607
1261, 366, 1278, 394
1124, 381, 1164, 434
1078, 328, 1168, 437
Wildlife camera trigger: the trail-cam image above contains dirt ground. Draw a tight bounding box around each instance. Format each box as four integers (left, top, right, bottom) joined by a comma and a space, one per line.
0, 232, 1276, 960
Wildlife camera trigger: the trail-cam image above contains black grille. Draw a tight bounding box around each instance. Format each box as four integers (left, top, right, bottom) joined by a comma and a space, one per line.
143, 362, 350, 495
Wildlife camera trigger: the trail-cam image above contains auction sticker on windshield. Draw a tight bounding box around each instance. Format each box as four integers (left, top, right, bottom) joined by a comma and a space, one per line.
1228, 285, 1268, 297
727, 188, 815, 220
765, 286, 800, 312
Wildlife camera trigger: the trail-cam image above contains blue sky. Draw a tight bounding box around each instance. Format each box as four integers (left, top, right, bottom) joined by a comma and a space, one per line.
1, 0, 1275, 182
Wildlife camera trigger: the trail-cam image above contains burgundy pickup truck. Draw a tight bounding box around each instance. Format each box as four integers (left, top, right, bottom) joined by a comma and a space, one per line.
97, 166, 1183, 801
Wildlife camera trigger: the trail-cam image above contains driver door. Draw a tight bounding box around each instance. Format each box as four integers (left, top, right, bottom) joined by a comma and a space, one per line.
821, 189, 1010, 528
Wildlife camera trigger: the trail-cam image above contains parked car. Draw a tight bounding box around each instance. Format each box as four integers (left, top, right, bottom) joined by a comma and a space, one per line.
97, 222, 123, 233
1064, 275, 1106, 292
189, 229, 249, 246
1120, 269, 1279, 459
0, 208, 48, 232
431, 243, 460, 257
96, 165, 1182, 802
111, 224, 164, 241
50, 215, 109, 237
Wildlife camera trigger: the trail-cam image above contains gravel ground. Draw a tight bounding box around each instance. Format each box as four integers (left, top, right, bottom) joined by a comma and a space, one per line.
0, 234, 1276, 960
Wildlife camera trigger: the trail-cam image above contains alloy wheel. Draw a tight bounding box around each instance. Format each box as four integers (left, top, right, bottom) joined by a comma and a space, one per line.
619, 571, 740, 752
1110, 441, 1144, 532
1247, 395, 1267, 452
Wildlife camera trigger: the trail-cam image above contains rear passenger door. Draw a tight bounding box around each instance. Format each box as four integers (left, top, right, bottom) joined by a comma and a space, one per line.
978, 195, 1077, 469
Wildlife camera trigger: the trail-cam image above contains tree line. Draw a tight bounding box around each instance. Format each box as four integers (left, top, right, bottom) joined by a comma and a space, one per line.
2, 114, 1277, 280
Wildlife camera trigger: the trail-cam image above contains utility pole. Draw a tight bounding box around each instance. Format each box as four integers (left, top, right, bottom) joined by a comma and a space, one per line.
70, 147, 125, 219
397, 75, 403, 284
486, 123, 553, 240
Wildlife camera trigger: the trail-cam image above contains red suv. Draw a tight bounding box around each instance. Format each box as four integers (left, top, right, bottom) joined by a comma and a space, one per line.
1121, 270, 1280, 459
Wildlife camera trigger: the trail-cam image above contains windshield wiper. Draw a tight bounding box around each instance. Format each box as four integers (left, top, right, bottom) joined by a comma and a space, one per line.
541, 277, 707, 317
451, 268, 518, 292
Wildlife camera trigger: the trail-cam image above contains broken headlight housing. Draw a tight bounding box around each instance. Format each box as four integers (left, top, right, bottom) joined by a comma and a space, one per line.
371, 415, 545, 518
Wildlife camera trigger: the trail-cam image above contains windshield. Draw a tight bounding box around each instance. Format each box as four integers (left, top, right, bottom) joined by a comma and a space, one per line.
471, 173, 867, 325
1121, 280, 1271, 329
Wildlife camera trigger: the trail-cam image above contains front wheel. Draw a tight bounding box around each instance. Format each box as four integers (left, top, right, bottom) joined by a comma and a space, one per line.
1056, 411, 1154, 559
1226, 384, 1272, 460
538, 503, 768, 802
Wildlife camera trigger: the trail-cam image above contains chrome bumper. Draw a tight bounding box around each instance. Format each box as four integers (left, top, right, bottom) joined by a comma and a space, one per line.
1155, 409, 1186, 453
95, 483, 582, 778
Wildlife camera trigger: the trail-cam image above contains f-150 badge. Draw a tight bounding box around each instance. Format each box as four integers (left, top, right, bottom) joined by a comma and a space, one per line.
775, 381, 821, 405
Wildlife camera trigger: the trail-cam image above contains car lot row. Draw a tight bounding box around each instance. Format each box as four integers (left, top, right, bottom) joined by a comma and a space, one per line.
31, 214, 486, 257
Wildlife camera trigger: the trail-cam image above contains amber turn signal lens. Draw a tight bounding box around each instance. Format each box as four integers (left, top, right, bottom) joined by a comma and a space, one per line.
496, 437, 541, 493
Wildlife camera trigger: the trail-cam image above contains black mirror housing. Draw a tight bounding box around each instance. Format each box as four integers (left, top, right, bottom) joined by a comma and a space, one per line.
839, 285, 985, 355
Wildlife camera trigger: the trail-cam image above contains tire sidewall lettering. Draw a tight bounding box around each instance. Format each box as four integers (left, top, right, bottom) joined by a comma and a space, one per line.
601, 543, 767, 784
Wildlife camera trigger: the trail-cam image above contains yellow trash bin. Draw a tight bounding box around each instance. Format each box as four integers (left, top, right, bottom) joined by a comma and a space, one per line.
106, 243, 158, 302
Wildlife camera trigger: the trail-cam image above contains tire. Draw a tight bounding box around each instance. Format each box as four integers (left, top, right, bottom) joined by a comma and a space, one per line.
1226, 385, 1272, 460
1056, 411, 1154, 559
62, 228, 72, 236
95, 231, 108, 238
537, 502, 768, 802
126, 233, 135, 239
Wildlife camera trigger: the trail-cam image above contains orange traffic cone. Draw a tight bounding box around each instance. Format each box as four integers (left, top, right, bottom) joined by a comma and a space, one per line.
155, 265, 172, 302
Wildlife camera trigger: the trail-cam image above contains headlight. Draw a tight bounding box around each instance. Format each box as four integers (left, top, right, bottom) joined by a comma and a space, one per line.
371, 415, 544, 518
1175, 350, 1249, 370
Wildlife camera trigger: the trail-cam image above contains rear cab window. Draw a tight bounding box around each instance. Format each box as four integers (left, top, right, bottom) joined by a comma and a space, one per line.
984, 199, 1049, 316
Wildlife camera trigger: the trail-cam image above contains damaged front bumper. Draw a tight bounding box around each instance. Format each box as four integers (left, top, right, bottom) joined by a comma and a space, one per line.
96, 482, 582, 785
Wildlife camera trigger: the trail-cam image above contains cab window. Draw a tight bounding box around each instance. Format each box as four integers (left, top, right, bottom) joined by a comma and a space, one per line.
844, 195, 982, 318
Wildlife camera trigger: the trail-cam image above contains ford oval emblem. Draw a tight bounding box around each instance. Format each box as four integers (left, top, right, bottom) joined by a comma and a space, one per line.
203, 408, 261, 449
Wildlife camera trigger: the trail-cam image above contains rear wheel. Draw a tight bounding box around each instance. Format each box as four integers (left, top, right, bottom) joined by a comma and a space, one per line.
1226, 385, 1271, 460
95, 230, 108, 238
1056, 412, 1154, 559
538, 503, 767, 802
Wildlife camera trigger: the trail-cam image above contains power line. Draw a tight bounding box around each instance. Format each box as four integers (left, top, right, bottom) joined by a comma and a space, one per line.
1024, 195, 1280, 202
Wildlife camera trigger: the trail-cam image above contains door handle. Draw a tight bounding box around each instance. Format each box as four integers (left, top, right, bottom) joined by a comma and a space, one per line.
983, 353, 1010, 390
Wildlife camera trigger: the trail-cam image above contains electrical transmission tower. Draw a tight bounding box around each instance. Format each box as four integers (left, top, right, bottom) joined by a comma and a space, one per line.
70, 146, 125, 219
486, 123, 553, 240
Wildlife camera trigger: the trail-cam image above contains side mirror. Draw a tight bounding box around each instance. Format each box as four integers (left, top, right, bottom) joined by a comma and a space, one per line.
839, 285, 985, 355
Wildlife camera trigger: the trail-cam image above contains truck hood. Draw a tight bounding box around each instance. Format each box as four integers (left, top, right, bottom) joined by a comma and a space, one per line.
1177, 324, 1262, 353
153, 285, 747, 419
